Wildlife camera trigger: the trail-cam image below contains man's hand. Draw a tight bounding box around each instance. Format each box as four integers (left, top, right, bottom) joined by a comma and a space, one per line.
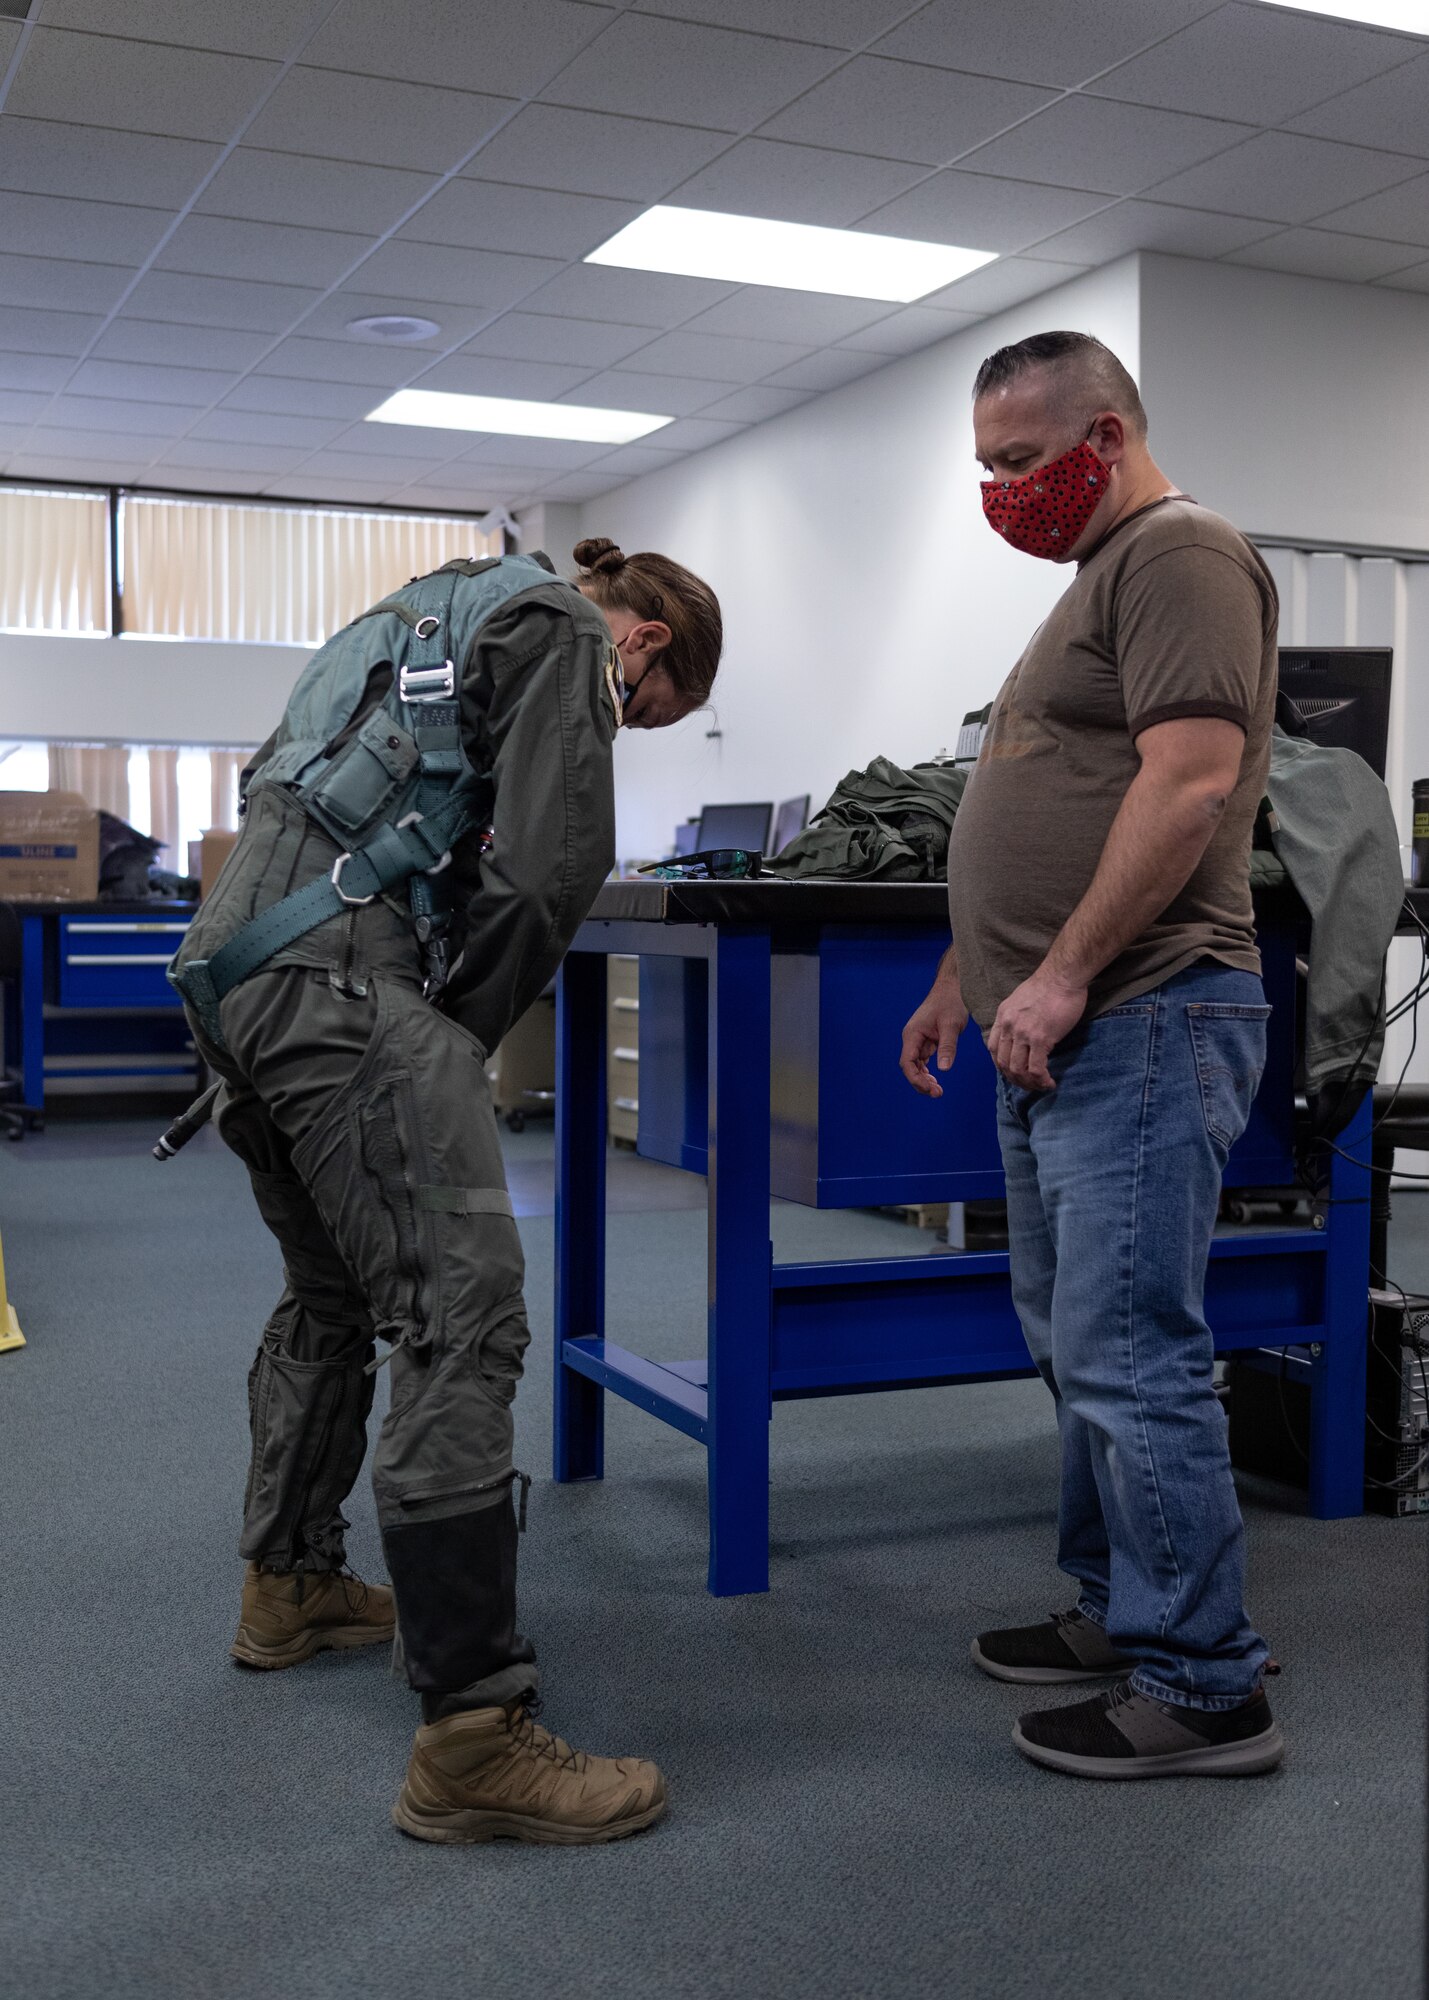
900, 977, 969, 1098
985, 968, 1087, 1091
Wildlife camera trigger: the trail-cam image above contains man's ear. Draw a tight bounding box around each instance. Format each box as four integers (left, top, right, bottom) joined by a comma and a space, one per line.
1089, 410, 1127, 465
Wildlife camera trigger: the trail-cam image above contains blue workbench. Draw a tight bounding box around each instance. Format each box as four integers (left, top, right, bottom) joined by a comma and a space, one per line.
554, 878, 1371, 1596
3, 900, 200, 1109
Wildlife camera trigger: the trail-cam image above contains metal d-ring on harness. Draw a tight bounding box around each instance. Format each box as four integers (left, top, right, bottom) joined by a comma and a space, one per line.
171, 564, 497, 1047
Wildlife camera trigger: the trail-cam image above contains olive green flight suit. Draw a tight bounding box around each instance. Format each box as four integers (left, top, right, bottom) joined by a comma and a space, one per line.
177, 579, 617, 1713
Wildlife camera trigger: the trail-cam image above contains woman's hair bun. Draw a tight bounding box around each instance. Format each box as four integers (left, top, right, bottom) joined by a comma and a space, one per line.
573, 536, 626, 576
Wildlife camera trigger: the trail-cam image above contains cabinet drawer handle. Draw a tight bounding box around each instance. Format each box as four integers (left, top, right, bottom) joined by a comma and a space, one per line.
66, 953, 174, 966
613, 1096, 639, 1113
611, 996, 639, 1011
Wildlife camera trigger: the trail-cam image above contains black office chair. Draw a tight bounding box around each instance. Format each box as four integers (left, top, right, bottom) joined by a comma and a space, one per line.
0, 903, 44, 1140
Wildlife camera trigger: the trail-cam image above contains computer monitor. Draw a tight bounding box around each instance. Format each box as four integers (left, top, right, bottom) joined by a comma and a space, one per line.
673, 819, 700, 857
1277, 647, 1392, 780
770, 794, 810, 855
696, 802, 773, 852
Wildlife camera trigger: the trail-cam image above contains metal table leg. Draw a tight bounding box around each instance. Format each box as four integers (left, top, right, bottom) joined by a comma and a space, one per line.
1309, 1090, 1371, 1518
21, 915, 44, 1110
706, 926, 773, 1596
554, 951, 607, 1483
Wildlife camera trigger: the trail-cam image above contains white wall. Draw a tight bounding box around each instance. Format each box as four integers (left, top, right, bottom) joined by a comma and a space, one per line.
0, 630, 301, 747
1139, 254, 1429, 553
577, 257, 1144, 860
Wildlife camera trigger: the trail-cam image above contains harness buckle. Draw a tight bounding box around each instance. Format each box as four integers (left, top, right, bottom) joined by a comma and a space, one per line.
330, 853, 377, 906
412, 616, 441, 639
399, 660, 455, 702
397, 811, 452, 875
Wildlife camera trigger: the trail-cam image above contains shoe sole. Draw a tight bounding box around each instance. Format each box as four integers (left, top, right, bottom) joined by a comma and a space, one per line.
390, 1792, 668, 1847
1012, 1719, 1286, 1779
230, 1623, 394, 1670
970, 1638, 1133, 1685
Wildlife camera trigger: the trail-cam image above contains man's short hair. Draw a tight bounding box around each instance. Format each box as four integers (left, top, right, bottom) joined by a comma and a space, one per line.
972, 331, 1148, 439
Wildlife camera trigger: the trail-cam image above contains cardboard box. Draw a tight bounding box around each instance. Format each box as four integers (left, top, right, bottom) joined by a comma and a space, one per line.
199, 827, 240, 901
0, 791, 100, 902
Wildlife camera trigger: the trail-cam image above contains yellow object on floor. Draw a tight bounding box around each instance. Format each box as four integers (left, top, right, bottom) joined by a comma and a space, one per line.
0, 1223, 24, 1354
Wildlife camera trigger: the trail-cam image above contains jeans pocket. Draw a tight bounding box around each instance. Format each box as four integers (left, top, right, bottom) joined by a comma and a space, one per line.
1186, 1003, 1271, 1149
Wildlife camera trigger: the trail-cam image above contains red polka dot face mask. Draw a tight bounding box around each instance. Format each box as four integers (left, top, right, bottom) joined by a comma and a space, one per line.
980, 436, 1109, 560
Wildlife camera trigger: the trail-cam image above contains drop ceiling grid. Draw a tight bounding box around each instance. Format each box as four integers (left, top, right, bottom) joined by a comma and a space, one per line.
0, 1, 1423, 507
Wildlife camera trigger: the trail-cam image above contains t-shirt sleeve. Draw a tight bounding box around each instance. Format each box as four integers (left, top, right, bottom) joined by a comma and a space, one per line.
1113, 544, 1266, 738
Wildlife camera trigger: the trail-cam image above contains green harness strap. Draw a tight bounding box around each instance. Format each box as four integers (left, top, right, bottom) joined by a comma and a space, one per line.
173, 566, 487, 1047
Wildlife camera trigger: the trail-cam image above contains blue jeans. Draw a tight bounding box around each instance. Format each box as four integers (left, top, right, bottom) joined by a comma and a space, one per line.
995, 963, 1272, 1709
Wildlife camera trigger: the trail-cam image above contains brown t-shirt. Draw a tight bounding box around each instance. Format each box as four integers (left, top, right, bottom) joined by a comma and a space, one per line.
946, 497, 1278, 1029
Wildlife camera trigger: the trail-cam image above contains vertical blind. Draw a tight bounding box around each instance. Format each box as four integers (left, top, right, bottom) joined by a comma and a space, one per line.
0, 487, 109, 636
120, 495, 504, 645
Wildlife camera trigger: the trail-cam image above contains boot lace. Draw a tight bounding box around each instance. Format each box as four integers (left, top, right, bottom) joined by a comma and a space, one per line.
509, 1697, 584, 1773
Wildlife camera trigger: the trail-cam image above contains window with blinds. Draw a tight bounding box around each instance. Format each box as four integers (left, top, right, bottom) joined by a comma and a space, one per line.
0, 486, 110, 636
119, 495, 502, 646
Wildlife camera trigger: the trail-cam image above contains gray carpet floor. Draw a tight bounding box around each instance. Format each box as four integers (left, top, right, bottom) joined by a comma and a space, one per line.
1, 1119, 1424, 2000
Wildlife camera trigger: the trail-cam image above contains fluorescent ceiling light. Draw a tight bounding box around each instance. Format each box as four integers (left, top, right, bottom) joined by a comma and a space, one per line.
1256, 1, 1429, 27
365, 388, 672, 443
586, 205, 997, 303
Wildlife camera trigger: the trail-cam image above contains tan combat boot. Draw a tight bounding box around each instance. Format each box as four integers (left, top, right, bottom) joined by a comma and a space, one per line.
230, 1562, 396, 1669
392, 1703, 667, 1846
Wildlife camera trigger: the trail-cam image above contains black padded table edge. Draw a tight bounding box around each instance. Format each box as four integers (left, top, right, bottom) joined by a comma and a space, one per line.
0, 899, 197, 917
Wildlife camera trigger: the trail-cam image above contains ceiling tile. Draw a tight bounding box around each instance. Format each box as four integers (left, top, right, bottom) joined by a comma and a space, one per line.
287, 448, 448, 482
763, 348, 887, 392
853, 169, 1111, 253
456, 435, 611, 470
196, 149, 434, 234
540, 13, 840, 130
634, 0, 911, 45
7, 449, 155, 481
0, 253, 134, 315
460, 311, 654, 367
297, 291, 481, 346
0, 389, 50, 425
838, 304, 983, 354
401, 464, 542, 493
1316, 173, 1429, 248
244, 68, 515, 173
415, 354, 596, 400
0, 117, 220, 206
961, 97, 1251, 196
0, 305, 105, 356
250, 337, 429, 386
1028, 198, 1278, 263
1377, 258, 1429, 293
156, 214, 372, 287
918, 254, 1089, 313
1088, 3, 1416, 125
617, 328, 809, 383
630, 413, 746, 451
121, 270, 321, 333
190, 408, 349, 449
582, 441, 684, 477
15, 424, 162, 458
459, 104, 727, 200
7, 30, 279, 143
0, 429, 38, 462
562, 370, 721, 416
519, 262, 740, 326
355, 240, 562, 311
696, 383, 813, 422
0, 192, 172, 266
399, 179, 640, 260
304, 0, 613, 98
93, 320, 273, 370
39, 0, 327, 59
681, 288, 897, 343
267, 474, 423, 502
159, 469, 278, 495
871, 0, 1219, 89
157, 438, 313, 473
47, 395, 205, 436
1147, 132, 1426, 225
1286, 50, 1429, 158
323, 420, 468, 459
221, 375, 384, 419
666, 137, 928, 227
1226, 227, 1428, 284
0, 352, 73, 393
761, 58, 1056, 167
538, 470, 629, 501
0, 20, 18, 66
67, 359, 238, 406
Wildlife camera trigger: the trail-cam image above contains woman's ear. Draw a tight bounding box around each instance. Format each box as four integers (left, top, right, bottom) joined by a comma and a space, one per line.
626, 617, 674, 659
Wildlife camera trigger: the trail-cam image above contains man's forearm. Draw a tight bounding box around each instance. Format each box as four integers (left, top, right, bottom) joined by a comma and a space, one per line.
1042, 768, 1226, 990
936, 940, 960, 985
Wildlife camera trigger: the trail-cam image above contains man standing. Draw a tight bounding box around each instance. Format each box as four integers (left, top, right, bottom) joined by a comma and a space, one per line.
901, 332, 1283, 1778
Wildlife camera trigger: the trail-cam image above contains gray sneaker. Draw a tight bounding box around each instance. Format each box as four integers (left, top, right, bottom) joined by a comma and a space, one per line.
1014, 1679, 1285, 1779
971, 1609, 1134, 1684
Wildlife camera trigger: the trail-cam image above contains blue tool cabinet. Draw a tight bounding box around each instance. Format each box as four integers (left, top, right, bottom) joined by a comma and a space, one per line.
554, 878, 1371, 1597
5, 902, 200, 1106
